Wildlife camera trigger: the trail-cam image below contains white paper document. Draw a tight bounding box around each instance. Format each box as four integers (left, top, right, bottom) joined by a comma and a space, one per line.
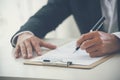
31, 40, 104, 66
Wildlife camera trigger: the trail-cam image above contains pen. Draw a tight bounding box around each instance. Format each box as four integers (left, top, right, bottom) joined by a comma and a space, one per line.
73, 16, 105, 53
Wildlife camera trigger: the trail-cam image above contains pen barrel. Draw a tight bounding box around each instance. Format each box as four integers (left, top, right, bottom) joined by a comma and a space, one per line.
91, 17, 105, 31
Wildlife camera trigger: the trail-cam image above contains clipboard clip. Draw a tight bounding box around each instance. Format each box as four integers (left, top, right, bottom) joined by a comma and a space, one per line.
42, 59, 72, 67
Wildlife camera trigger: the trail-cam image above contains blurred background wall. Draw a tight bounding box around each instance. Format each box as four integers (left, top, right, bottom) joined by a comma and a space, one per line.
0, 0, 80, 49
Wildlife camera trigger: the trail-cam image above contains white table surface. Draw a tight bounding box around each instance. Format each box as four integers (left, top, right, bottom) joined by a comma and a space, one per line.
0, 39, 120, 80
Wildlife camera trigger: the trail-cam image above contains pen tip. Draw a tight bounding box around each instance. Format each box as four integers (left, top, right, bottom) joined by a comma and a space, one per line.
73, 50, 76, 54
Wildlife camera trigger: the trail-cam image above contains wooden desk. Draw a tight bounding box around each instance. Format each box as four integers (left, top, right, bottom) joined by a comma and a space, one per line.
0, 39, 120, 80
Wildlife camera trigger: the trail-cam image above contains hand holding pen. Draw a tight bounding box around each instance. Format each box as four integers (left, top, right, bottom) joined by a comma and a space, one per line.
74, 16, 120, 57
73, 16, 105, 53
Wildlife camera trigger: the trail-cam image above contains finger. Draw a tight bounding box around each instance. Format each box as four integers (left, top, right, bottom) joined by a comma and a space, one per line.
19, 42, 27, 58
89, 50, 103, 57
77, 31, 99, 47
40, 41, 57, 49
89, 50, 99, 57
80, 37, 101, 50
77, 33, 94, 47
24, 39, 33, 59
86, 44, 101, 53
30, 39, 41, 56
14, 45, 21, 58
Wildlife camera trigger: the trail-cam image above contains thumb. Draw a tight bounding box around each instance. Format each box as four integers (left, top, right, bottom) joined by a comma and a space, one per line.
41, 41, 57, 49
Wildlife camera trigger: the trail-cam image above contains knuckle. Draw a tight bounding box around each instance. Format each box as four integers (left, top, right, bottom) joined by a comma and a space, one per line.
26, 38, 31, 42
39, 40, 44, 45
97, 37, 103, 44
20, 43, 24, 48
94, 31, 100, 36
27, 47, 32, 52
82, 34, 87, 39
81, 40, 89, 49
22, 49, 26, 54
26, 44, 30, 48
20, 46, 26, 53
86, 48, 91, 53
89, 53, 95, 58
30, 37, 40, 46
81, 42, 86, 48
36, 47, 40, 52
33, 41, 38, 46
84, 40, 89, 46
26, 44, 31, 50
29, 36, 34, 40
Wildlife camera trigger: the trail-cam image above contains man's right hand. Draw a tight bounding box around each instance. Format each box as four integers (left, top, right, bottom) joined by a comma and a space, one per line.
14, 33, 57, 59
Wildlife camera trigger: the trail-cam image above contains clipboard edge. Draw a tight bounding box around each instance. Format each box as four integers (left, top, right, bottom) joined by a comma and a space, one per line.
24, 54, 114, 69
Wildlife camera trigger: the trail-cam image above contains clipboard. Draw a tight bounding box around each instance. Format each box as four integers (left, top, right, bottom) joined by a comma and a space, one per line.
24, 55, 113, 69
24, 40, 114, 69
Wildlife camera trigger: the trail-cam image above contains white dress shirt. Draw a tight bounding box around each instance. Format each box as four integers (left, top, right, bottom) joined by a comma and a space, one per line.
101, 0, 120, 38
101, 0, 118, 33
11, 0, 120, 47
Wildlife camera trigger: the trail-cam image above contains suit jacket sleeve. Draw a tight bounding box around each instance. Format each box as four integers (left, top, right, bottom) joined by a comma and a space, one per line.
11, 0, 71, 47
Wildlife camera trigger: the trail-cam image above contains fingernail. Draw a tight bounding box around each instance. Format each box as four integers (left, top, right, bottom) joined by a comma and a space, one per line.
23, 54, 26, 58
15, 54, 18, 58
28, 54, 32, 58
54, 46, 57, 49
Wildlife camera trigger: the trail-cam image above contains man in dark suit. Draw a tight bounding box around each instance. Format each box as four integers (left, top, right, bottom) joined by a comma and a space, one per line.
11, 0, 120, 59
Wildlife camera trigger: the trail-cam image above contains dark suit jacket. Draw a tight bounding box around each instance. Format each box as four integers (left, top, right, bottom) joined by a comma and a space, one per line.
11, 0, 120, 47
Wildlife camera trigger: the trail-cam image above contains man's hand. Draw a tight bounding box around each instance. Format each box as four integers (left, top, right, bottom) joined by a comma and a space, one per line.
14, 33, 56, 59
77, 31, 120, 57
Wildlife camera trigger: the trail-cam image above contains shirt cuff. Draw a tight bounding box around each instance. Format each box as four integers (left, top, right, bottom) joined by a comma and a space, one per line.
11, 31, 34, 47
112, 32, 120, 39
